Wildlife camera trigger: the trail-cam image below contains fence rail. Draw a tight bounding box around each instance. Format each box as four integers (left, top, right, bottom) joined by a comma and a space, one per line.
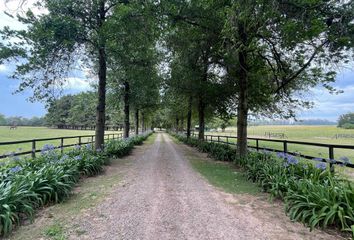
0, 132, 125, 159
190, 133, 354, 169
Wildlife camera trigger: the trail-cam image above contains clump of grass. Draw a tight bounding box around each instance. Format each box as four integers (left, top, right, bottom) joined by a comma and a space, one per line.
44, 223, 66, 240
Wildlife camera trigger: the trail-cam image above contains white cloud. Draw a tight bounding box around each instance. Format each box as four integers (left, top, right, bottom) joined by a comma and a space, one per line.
299, 84, 354, 120
63, 77, 92, 91
0, 0, 48, 30
0, 64, 7, 72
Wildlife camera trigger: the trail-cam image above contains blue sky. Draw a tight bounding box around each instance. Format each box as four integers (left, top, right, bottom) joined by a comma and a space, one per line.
0, 3, 354, 121
0, 3, 92, 118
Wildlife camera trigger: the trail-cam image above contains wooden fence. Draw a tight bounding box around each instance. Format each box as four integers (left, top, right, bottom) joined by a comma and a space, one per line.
190, 133, 354, 169
0, 132, 124, 159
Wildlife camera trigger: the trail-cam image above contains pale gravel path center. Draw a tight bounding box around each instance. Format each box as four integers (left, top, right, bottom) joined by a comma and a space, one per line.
73, 133, 338, 240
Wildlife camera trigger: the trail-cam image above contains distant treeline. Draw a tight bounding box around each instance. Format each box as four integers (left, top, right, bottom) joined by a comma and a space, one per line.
338, 113, 354, 129
0, 114, 46, 126
45, 92, 122, 128
250, 119, 336, 126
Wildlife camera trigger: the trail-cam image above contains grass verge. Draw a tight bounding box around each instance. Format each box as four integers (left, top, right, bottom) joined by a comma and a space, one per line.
190, 158, 260, 195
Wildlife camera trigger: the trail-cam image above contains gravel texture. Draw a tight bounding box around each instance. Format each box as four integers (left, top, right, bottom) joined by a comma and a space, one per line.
72, 133, 341, 240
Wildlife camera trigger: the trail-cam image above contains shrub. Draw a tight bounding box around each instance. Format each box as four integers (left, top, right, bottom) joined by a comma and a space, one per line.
171, 133, 235, 162
0, 131, 152, 236
171, 132, 354, 236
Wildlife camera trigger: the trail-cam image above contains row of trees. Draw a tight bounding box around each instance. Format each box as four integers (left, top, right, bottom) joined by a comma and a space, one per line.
1, 0, 161, 148
158, 0, 354, 157
1, 0, 354, 157
0, 114, 45, 126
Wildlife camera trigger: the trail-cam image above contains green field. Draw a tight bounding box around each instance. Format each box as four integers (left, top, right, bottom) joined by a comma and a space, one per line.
0, 126, 122, 157
206, 125, 354, 178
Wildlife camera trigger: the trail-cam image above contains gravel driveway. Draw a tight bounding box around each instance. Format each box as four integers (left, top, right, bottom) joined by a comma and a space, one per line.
72, 133, 340, 240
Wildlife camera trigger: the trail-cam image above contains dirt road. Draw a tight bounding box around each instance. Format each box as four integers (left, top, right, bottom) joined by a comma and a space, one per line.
72, 133, 339, 240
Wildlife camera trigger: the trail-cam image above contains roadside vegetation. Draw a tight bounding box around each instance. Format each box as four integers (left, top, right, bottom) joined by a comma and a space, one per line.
172, 133, 354, 238
0, 132, 152, 236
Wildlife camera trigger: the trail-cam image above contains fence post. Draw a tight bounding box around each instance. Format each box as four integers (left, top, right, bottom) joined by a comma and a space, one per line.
256, 139, 259, 151
79, 136, 82, 146
218, 136, 220, 143
60, 138, 64, 154
226, 136, 229, 145
283, 141, 288, 153
329, 146, 335, 173
31, 140, 36, 158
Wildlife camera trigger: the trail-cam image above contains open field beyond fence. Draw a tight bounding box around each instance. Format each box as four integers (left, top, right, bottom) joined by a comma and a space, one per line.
205, 125, 354, 179
0, 126, 122, 157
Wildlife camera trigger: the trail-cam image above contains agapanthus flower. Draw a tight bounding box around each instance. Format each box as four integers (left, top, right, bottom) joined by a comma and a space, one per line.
315, 162, 327, 170
286, 156, 299, 165
41, 144, 55, 154
339, 156, 350, 164
312, 157, 323, 162
74, 155, 82, 161
75, 145, 81, 150
85, 144, 92, 150
327, 158, 336, 164
60, 155, 69, 162
276, 152, 287, 159
10, 166, 22, 173
12, 156, 21, 162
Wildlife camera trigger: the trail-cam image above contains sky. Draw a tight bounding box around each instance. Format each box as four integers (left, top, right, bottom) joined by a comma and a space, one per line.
0, 2, 354, 121
0, 2, 92, 118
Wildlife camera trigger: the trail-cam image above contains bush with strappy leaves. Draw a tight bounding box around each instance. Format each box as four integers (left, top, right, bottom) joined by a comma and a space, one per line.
171, 132, 354, 237
0, 132, 152, 236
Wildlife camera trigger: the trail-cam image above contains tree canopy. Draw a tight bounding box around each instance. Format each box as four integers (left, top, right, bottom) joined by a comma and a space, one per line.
1, 0, 353, 157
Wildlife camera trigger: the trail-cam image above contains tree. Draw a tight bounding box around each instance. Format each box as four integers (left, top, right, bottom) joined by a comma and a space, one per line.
0, 114, 6, 126
338, 113, 354, 129
221, 0, 354, 157
1, 0, 130, 149
45, 95, 75, 127
163, 0, 233, 139
106, 1, 160, 137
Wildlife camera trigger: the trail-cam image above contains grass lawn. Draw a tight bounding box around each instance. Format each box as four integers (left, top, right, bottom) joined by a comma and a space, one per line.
0, 126, 122, 157
189, 156, 260, 195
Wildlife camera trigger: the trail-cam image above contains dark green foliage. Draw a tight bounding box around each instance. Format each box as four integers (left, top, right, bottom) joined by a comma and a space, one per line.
338, 112, 354, 128
105, 132, 152, 157
171, 133, 236, 162
172, 133, 354, 236
242, 153, 354, 234
0, 132, 152, 236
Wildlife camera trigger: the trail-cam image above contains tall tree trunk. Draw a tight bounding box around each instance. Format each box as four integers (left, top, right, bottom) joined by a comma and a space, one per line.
141, 112, 145, 132
198, 97, 205, 140
135, 109, 139, 135
236, 22, 249, 158
95, 1, 107, 150
187, 96, 192, 138
123, 81, 130, 138
176, 116, 179, 132
198, 56, 209, 141
181, 117, 184, 132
